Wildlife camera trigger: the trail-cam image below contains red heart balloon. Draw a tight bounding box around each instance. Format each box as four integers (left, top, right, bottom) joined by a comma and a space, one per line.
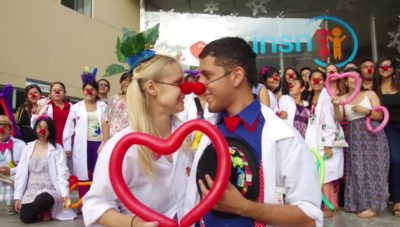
109, 119, 231, 227
190, 41, 206, 59
325, 72, 362, 105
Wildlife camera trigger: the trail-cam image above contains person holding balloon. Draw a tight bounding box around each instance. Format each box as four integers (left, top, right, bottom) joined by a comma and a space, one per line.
82, 25, 196, 226
373, 56, 400, 217
331, 68, 390, 218
186, 37, 322, 227
305, 69, 345, 218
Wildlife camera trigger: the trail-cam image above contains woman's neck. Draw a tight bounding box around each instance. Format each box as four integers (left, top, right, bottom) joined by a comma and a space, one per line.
149, 109, 172, 138
85, 99, 96, 105
36, 138, 48, 146
382, 76, 392, 86
98, 94, 107, 100
292, 94, 303, 105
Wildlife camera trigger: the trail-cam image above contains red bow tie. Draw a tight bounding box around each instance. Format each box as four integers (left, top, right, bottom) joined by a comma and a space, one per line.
224, 116, 258, 133
0, 139, 13, 154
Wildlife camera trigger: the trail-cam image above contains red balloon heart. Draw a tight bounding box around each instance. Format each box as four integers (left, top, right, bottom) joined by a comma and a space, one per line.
325, 72, 362, 105
109, 119, 231, 227
190, 41, 206, 59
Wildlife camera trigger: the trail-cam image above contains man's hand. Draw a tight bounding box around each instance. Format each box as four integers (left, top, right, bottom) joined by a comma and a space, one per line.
14, 199, 21, 213
198, 174, 248, 215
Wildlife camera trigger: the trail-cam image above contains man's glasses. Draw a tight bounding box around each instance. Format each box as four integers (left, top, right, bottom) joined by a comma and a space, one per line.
204, 69, 234, 85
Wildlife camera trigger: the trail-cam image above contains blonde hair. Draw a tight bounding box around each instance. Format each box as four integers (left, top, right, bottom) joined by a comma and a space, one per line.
126, 54, 178, 177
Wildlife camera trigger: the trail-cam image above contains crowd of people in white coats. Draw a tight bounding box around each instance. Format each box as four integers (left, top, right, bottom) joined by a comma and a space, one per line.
0, 36, 399, 227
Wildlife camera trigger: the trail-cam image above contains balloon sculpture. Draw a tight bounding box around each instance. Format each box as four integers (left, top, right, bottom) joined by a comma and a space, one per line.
65, 175, 92, 209
365, 106, 390, 133
0, 84, 21, 138
109, 119, 231, 227
325, 72, 362, 105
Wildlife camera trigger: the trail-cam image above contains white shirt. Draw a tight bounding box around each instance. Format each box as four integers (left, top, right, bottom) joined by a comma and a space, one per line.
82, 125, 192, 226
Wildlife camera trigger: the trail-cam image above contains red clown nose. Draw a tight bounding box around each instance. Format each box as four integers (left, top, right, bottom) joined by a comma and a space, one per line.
381, 65, 390, 71
39, 129, 47, 136
367, 68, 373, 74
0, 128, 5, 134
180, 82, 192, 95
86, 89, 93, 95
329, 70, 335, 75
313, 79, 321, 84
192, 82, 206, 96
272, 76, 279, 81
54, 90, 61, 95
288, 73, 295, 79
31, 93, 37, 99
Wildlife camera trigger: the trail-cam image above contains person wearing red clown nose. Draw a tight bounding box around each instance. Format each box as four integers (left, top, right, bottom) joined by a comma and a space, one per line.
373, 56, 400, 217
63, 76, 106, 199
184, 37, 322, 227
359, 59, 375, 91
305, 69, 345, 218
83, 24, 188, 227
281, 67, 299, 95
16, 84, 43, 143
0, 115, 26, 215
14, 116, 76, 223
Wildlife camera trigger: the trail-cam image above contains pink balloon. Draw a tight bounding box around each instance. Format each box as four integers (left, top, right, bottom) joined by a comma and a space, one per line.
325, 72, 362, 105
109, 119, 231, 227
365, 105, 390, 133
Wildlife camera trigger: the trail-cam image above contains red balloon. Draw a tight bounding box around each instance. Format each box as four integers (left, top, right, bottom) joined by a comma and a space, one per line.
192, 82, 206, 96
69, 175, 79, 188
180, 82, 192, 95
109, 119, 231, 227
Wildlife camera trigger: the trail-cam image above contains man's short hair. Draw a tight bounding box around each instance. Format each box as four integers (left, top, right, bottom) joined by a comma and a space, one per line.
199, 37, 258, 87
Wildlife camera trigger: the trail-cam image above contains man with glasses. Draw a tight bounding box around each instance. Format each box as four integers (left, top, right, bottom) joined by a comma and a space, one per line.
184, 37, 322, 227
97, 79, 111, 103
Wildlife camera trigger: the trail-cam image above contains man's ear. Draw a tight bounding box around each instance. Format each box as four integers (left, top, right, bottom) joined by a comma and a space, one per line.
231, 67, 247, 88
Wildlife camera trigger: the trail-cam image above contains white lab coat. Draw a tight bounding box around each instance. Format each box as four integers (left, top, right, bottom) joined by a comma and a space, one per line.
0, 137, 26, 175
278, 95, 309, 127
184, 105, 323, 227
82, 121, 192, 226
305, 88, 344, 183
268, 89, 279, 112
62, 100, 106, 180
13, 141, 76, 220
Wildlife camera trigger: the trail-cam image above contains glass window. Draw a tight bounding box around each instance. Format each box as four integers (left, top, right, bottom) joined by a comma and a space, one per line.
143, 0, 400, 72
61, 0, 92, 17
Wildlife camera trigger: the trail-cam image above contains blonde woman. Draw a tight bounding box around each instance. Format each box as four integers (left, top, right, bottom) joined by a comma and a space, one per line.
82, 55, 192, 227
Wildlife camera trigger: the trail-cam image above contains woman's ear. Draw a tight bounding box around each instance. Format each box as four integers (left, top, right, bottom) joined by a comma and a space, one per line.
144, 80, 157, 97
